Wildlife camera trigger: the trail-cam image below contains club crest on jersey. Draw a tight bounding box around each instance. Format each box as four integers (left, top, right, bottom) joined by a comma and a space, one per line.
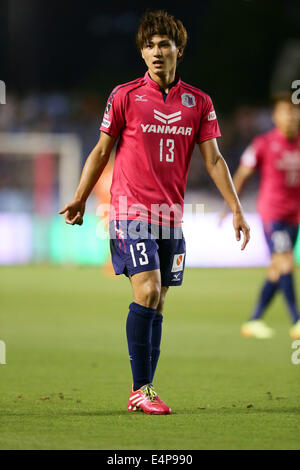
171, 253, 185, 272
181, 93, 196, 108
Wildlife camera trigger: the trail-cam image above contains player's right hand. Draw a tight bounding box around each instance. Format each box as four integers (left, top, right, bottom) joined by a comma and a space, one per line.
59, 199, 86, 225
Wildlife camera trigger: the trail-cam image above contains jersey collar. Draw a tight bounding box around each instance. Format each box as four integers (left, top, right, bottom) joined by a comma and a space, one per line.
144, 71, 181, 92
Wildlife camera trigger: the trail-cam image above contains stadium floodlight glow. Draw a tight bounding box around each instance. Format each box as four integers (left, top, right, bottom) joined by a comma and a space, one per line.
0, 132, 82, 208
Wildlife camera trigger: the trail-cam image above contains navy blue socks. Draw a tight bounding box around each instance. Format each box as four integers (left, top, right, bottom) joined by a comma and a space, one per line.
150, 314, 163, 384
278, 273, 300, 324
250, 279, 278, 320
250, 273, 300, 324
126, 302, 157, 391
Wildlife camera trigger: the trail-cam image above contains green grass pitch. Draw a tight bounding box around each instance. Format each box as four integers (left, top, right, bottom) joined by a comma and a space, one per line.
0, 265, 299, 450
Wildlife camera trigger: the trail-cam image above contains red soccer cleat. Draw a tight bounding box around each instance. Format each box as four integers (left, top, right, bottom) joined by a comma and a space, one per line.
128, 384, 171, 415
148, 384, 172, 414
154, 393, 172, 414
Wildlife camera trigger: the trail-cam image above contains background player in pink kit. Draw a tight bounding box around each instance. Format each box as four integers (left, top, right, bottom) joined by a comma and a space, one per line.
231, 93, 300, 340
59, 10, 250, 414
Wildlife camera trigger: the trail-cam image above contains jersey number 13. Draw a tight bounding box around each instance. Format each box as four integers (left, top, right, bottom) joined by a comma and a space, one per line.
159, 138, 175, 162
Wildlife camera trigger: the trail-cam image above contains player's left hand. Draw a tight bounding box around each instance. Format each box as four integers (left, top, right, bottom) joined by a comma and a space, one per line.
233, 211, 250, 250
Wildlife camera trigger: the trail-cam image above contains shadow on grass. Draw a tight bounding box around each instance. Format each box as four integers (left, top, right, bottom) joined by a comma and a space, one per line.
1, 405, 300, 418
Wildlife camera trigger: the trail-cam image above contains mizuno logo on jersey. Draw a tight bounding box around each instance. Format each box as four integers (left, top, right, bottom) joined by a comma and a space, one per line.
154, 109, 181, 124
140, 124, 192, 135
135, 94, 148, 101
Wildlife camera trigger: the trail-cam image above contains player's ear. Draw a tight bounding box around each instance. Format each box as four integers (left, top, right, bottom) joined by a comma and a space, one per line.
177, 47, 184, 59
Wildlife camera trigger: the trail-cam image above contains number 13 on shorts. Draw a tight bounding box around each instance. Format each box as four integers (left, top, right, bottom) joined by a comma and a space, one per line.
130, 243, 149, 267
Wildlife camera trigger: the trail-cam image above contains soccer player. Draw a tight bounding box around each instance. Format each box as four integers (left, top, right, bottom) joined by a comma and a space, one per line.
59, 10, 250, 414
231, 93, 300, 339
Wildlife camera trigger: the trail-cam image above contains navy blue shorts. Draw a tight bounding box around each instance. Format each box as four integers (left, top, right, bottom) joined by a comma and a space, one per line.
263, 221, 299, 254
109, 220, 186, 286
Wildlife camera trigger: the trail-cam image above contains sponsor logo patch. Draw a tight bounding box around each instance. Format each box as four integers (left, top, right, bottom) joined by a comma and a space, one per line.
181, 93, 196, 108
101, 119, 111, 128
208, 110, 216, 121
140, 123, 192, 135
171, 253, 185, 272
154, 109, 182, 124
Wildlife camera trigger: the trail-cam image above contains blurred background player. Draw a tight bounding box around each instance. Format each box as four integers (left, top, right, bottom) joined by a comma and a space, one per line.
230, 93, 300, 339
59, 9, 250, 415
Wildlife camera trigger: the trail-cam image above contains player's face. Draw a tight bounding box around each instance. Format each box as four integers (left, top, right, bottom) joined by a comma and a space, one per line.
272, 101, 300, 139
141, 35, 183, 77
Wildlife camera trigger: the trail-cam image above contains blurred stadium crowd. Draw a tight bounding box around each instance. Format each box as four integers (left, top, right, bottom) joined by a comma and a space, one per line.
1, 0, 300, 213
1, 1, 299, 267
0, 90, 273, 213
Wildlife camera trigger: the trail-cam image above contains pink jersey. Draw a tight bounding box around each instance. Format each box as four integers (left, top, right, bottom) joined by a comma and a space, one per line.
100, 71, 221, 226
241, 128, 300, 224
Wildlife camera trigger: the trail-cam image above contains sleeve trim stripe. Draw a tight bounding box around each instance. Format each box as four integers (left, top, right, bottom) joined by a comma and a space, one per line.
110, 78, 145, 101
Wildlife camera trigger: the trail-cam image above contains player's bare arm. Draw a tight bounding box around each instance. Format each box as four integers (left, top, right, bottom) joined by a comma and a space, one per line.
232, 164, 255, 196
59, 132, 116, 225
220, 163, 255, 221
199, 138, 250, 250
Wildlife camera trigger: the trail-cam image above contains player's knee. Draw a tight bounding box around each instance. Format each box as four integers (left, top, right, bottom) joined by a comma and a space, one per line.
280, 262, 294, 275
271, 252, 294, 278
267, 263, 281, 282
140, 281, 161, 308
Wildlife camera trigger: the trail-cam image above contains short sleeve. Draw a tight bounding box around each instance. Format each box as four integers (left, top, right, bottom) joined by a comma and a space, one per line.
100, 87, 125, 137
197, 95, 221, 144
240, 137, 263, 169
